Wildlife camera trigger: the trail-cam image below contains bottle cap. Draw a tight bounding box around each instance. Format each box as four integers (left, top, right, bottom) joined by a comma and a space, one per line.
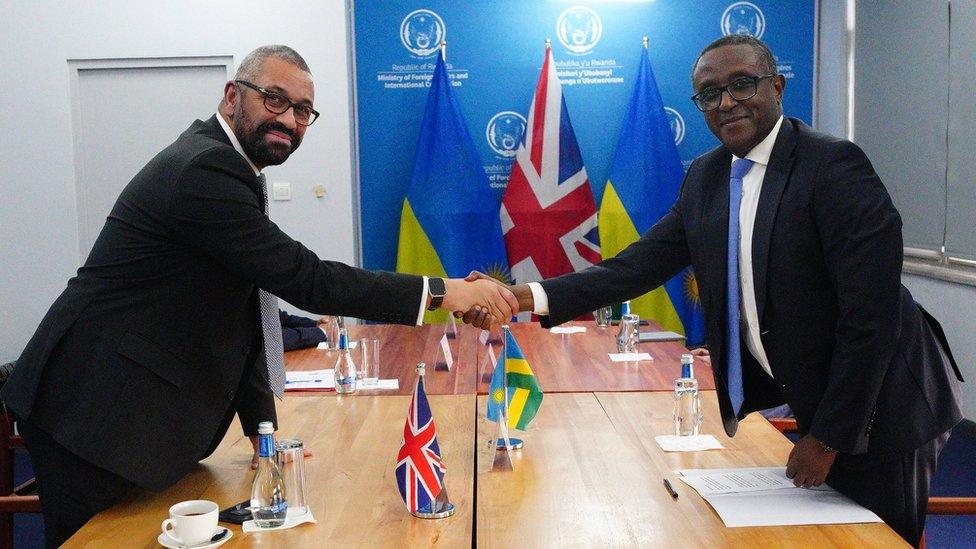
680, 354, 694, 379
338, 329, 349, 350
258, 421, 274, 435
621, 300, 631, 316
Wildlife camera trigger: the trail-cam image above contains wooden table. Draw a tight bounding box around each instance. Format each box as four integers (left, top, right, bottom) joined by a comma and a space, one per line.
66, 327, 905, 547
475, 392, 907, 548
285, 321, 713, 395
63, 395, 475, 548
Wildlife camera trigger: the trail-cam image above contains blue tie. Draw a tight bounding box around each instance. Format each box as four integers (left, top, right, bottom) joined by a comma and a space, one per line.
727, 158, 754, 416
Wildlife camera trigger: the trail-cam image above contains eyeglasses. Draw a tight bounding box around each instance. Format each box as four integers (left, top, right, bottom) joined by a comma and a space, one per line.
234, 80, 319, 126
690, 74, 778, 112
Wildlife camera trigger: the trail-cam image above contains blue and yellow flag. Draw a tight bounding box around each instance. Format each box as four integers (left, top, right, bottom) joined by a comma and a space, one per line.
396, 51, 510, 322
598, 44, 704, 345
486, 329, 543, 431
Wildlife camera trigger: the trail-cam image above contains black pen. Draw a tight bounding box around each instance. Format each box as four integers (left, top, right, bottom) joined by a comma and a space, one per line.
663, 478, 679, 499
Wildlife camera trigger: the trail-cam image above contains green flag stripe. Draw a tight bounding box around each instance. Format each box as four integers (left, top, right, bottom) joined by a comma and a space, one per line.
506, 372, 541, 391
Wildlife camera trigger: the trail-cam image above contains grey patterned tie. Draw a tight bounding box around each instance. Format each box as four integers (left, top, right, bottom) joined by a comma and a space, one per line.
257, 173, 286, 399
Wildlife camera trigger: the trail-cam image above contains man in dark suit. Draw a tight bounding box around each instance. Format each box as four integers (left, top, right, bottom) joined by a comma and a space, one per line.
466, 36, 963, 546
2, 45, 516, 546
279, 310, 329, 351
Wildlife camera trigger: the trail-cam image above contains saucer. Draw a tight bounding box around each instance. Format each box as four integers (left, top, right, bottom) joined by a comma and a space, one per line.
157, 526, 232, 548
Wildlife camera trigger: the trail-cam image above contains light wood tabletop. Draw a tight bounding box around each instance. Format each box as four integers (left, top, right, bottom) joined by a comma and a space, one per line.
475, 392, 907, 548
285, 321, 713, 395
64, 394, 475, 548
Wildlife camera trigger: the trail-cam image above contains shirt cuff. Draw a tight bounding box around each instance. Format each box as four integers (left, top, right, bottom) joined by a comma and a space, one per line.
527, 282, 550, 315
415, 276, 429, 325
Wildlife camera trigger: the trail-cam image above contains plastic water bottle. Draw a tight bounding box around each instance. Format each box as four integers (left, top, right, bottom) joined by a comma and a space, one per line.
616, 302, 638, 353
250, 421, 287, 527
334, 328, 357, 394
673, 354, 703, 436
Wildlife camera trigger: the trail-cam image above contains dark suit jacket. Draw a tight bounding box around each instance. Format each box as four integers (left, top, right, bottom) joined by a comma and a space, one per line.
540, 118, 963, 462
279, 310, 328, 351
1, 115, 423, 490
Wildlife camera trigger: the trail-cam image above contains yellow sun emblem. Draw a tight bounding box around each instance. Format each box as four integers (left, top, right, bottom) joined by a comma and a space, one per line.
683, 270, 701, 309
482, 262, 512, 285
491, 388, 506, 404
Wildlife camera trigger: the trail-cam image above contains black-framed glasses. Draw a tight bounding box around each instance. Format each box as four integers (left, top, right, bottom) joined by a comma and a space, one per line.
690, 74, 778, 112
235, 80, 319, 126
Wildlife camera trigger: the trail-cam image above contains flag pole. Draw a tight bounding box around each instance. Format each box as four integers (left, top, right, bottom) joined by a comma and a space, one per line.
496, 325, 523, 450
410, 362, 456, 519
643, 35, 649, 50
439, 40, 447, 61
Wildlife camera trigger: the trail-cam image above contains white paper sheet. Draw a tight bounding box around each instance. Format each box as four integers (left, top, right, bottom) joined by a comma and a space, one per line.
654, 434, 725, 452
608, 352, 654, 362
361, 379, 400, 390
284, 369, 335, 391
242, 509, 317, 533
550, 326, 587, 334
677, 468, 883, 528
678, 467, 797, 494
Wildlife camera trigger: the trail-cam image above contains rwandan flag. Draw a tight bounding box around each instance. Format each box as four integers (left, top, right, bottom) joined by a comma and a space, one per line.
396, 49, 510, 322
486, 329, 543, 431
598, 43, 705, 345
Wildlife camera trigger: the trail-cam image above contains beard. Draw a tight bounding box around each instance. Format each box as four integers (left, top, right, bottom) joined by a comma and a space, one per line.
233, 103, 302, 167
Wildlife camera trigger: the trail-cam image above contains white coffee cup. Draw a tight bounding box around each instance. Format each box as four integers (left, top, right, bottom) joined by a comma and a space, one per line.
160, 500, 219, 546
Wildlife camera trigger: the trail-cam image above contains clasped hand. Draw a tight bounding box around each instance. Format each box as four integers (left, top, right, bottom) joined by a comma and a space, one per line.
442, 276, 519, 330
450, 271, 536, 330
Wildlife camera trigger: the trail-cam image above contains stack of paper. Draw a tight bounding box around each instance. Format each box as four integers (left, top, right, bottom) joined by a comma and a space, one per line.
677, 467, 883, 527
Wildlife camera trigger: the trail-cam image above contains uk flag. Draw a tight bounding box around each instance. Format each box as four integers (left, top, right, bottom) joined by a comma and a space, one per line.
395, 373, 447, 513
501, 45, 601, 285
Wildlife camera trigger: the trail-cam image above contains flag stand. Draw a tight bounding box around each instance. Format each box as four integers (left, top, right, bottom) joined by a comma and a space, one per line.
494, 437, 523, 450
413, 493, 456, 519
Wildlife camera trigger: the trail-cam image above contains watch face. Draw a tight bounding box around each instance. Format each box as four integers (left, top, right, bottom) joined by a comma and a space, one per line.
430, 277, 446, 297
427, 278, 446, 310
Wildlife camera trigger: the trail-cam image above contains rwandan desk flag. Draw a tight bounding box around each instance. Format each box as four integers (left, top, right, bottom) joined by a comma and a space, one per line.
396, 47, 509, 323
597, 41, 705, 345
486, 329, 543, 430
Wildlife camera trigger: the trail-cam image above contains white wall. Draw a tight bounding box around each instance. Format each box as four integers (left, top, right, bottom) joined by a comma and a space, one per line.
0, 0, 356, 361
903, 277, 976, 420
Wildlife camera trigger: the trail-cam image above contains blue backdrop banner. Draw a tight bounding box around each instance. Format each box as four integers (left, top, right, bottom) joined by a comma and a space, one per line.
354, 1, 816, 271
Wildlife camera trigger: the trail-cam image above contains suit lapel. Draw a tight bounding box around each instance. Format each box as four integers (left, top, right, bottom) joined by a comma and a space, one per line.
752, 119, 798, 324
700, 151, 732, 372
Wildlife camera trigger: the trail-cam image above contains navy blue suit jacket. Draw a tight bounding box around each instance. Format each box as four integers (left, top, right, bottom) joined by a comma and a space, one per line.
540, 118, 963, 462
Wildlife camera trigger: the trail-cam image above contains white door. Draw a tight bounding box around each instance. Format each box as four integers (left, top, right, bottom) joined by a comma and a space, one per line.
70, 57, 232, 259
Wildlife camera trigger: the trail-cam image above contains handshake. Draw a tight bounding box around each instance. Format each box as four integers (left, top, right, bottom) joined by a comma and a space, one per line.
439, 271, 533, 330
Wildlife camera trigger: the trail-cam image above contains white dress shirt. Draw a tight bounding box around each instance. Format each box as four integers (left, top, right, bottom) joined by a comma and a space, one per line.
215, 112, 429, 324
528, 116, 785, 378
